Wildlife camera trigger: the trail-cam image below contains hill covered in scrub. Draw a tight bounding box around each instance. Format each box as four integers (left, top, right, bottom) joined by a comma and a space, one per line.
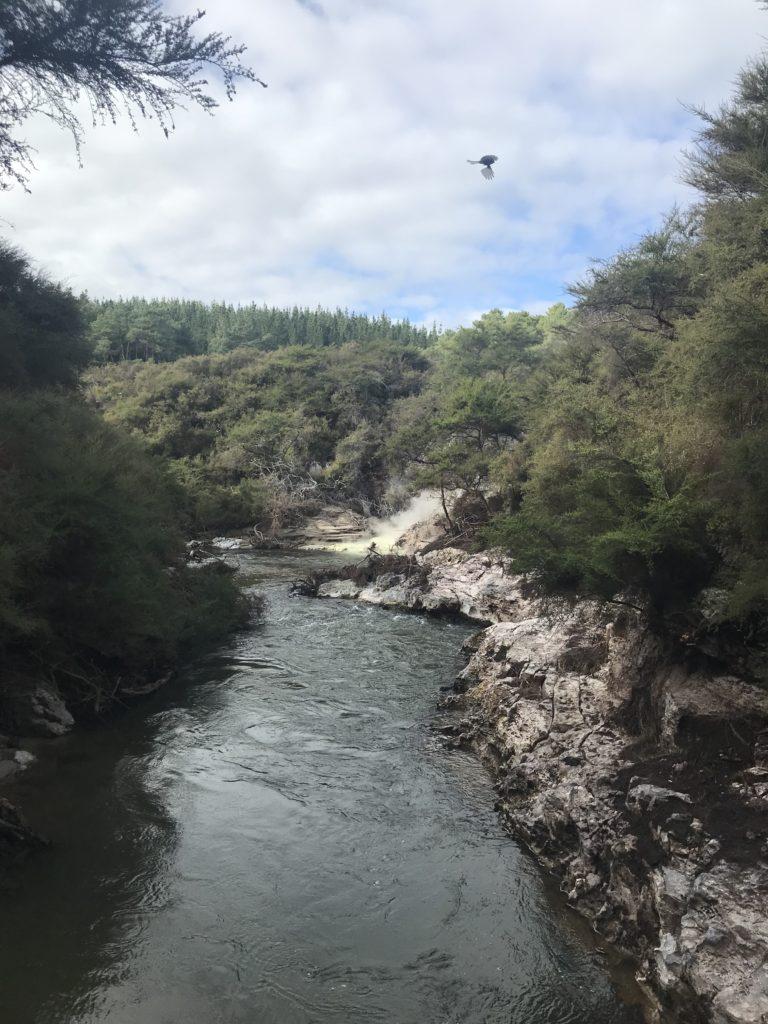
84, 305, 569, 533
85, 340, 434, 531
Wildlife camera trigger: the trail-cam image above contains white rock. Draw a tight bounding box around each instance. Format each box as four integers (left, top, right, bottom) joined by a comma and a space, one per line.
317, 579, 361, 599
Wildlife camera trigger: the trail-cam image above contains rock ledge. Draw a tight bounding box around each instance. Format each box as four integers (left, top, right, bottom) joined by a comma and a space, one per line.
314, 548, 768, 1024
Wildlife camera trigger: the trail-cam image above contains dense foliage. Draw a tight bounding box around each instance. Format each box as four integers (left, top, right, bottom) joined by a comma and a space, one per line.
384, 161, 768, 637
0, 241, 92, 387
0, 0, 262, 721
87, 340, 432, 530
0, 247, 249, 714
83, 297, 440, 361
387, 307, 568, 530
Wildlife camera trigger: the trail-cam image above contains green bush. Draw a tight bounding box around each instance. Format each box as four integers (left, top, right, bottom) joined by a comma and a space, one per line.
0, 241, 92, 389
86, 341, 432, 520
0, 391, 250, 710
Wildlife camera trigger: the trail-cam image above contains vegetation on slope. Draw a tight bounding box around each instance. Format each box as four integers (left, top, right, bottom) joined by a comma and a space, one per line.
86, 340, 433, 530
395, 154, 768, 643
379, 53, 768, 655
0, 0, 262, 720
0, 246, 250, 716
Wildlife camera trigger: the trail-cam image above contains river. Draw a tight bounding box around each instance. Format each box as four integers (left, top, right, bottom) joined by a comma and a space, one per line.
0, 552, 646, 1024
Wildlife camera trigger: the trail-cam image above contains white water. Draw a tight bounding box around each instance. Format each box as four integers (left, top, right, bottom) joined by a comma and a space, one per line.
210, 491, 447, 557
330, 490, 446, 556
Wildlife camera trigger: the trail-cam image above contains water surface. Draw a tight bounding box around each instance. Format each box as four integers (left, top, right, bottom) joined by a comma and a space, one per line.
0, 552, 645, 1024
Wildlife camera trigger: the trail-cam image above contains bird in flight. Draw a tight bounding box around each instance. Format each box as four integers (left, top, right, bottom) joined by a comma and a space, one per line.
467, 154, 498, 180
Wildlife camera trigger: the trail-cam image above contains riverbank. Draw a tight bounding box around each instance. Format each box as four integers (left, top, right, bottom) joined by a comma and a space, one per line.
0, 737, 53, 872
0, 550, 645, 1024
310, 548, 768, 1024
0, 543, 256, 877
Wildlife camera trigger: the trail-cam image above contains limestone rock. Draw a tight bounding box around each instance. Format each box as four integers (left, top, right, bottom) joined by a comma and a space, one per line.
0, 741, 35, 783
315, 541, 768, 1023
394, 513, 447, 555
279, 506, 369, 548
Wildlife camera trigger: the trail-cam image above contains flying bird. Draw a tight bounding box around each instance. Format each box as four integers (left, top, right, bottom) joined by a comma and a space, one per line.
467, 154, 498, 180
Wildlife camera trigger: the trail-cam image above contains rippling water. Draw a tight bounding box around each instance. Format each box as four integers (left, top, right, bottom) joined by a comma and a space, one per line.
0, 552, 646, 1024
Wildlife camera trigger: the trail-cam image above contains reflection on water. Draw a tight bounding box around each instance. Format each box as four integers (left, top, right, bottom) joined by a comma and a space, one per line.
0, 552, 646, 1024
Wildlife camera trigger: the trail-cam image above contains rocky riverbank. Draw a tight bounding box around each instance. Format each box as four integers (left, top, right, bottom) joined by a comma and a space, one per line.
310, 548, 768, 1024
0, 542, 251, 876
0, 735, 48, 874
209, 505, 374, 552
0, 685, 76, 873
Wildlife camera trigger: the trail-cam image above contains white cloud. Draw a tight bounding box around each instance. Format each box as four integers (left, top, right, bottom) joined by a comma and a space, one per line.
2, 0, 766, 326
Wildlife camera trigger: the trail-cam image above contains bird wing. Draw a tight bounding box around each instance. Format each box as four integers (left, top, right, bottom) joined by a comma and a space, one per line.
481, 166, 495, 180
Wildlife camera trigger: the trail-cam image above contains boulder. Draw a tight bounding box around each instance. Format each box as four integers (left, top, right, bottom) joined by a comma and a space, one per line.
317, 579, 362, 600
1, 680, 74, 738
394, 513, 447, 555
0, 742, 35, 783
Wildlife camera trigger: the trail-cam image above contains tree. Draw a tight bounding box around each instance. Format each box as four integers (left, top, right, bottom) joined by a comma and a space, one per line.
0, 0, 263, 190
685, 50, 768, 200
84, 297, 439, 361
388, 376, 523, 521
0, 240, 91, 388
438, 309, 543, 380
569, 213, 700, 340
0, 242, 250, 708
0, 390, 250, 706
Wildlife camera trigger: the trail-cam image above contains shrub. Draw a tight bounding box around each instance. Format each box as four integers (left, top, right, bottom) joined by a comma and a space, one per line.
0, 391, 249, 711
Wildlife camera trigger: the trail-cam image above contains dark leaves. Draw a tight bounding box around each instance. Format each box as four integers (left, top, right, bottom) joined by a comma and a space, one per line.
0, 0, 262, 188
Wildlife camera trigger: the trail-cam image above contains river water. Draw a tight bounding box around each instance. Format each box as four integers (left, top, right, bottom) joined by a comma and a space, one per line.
0, 552, 645, 1024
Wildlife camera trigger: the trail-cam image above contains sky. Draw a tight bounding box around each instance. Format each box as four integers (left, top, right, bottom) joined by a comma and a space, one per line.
2, 0, 767, 329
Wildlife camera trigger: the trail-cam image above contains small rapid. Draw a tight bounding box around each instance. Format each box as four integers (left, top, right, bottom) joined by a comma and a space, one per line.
0, 552, 645, 1024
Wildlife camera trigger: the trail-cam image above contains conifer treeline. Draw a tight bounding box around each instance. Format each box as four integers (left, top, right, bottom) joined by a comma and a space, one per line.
84, 297, 440, 362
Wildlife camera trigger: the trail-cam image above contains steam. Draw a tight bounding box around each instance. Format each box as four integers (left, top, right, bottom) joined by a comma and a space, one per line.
331, 490, 445, 556
367, 491, 444, 549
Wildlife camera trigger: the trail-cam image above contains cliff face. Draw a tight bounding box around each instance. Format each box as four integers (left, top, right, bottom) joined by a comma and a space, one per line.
316, 549, 768, 1024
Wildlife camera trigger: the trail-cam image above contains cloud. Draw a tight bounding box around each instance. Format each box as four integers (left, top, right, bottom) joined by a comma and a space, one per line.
2, 0, 766, 326
295, 0, 325, 15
